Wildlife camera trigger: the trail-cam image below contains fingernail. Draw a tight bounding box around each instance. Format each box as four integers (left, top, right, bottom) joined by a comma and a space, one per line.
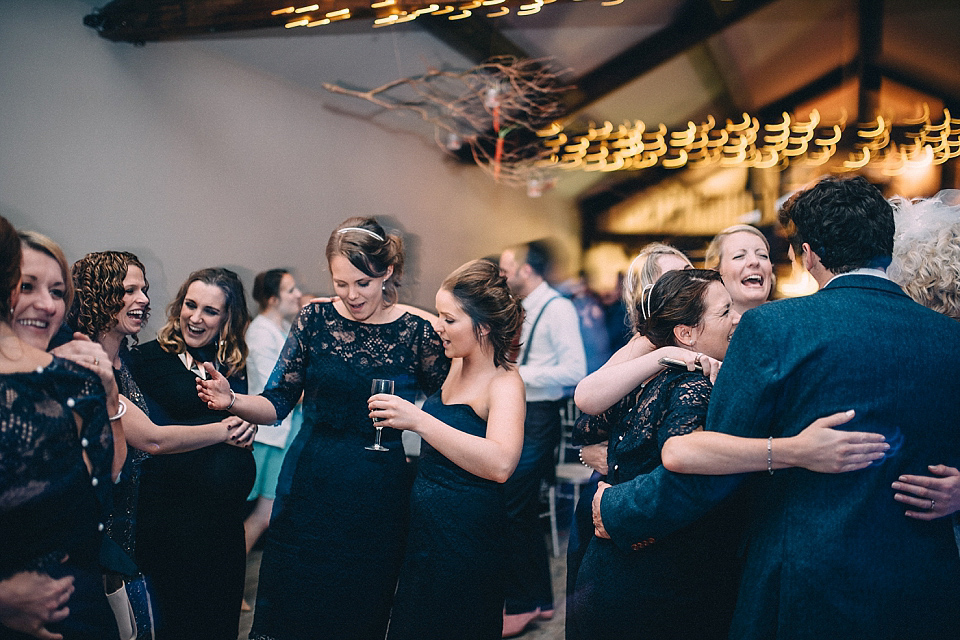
891, 482, 901, 489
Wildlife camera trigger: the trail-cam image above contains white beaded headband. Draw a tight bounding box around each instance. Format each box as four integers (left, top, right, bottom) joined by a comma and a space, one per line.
338, 227, 384, 242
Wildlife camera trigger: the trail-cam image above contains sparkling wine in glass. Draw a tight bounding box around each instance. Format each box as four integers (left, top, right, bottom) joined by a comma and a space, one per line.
366, 378, 395, 451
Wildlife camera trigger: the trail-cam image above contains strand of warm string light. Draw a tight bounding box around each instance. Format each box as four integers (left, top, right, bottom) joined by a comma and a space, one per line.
534, 108, 960, 175
273, 0, 607, 29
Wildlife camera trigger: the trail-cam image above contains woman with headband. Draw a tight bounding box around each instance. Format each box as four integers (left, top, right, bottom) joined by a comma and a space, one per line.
198, 217, 449, 640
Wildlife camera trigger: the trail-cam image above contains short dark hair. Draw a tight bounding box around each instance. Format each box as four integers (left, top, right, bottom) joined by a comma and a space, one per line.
252, 269, 289, 312
441, 260, 524, 368
779, 175, 894, 273
641, 269, 722, 348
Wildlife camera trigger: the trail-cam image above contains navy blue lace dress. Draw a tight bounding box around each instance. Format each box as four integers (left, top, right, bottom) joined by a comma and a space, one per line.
567, 368, 745, 640
0, 357, 119, 640
386, 393, 507, 640
249, 303, 448, 640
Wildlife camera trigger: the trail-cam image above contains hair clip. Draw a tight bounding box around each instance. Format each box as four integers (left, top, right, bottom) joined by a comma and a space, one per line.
640, 283, 655, 320
338, 227, 384, 242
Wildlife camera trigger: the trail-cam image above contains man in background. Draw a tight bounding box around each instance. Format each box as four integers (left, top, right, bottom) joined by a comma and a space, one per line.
499, 240, 586, 637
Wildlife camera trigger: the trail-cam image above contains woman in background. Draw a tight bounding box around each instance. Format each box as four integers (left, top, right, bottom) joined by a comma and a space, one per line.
0, 217, 122, 640
242, 270, 303, 579
704, 224, 775, 315
887, 191, 960, 520
198, 218, 449, 640
370, 260, 524, 640
129, 268, 256, 640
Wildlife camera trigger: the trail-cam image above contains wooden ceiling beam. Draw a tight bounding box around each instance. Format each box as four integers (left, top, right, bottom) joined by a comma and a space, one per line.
563, 0, 780, 114
415, 14, 530, 64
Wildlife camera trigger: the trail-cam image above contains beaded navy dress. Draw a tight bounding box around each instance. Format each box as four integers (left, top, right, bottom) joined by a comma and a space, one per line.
249, 302, 448, 640
568, 368, 745, 640
386, 393, 507, 640
0, 357, 119, 640
129, 340, 255, 640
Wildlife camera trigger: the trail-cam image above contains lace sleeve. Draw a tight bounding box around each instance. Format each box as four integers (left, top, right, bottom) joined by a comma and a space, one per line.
571, 410, 610, 446
414, 315, 450, 397
261, 305, 311, 421
656, 374, 712, 449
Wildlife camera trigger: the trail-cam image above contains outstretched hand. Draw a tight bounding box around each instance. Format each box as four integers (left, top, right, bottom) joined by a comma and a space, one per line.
196, 362, 232, 410
791, 410, 888, 473
892, 465, 960, 520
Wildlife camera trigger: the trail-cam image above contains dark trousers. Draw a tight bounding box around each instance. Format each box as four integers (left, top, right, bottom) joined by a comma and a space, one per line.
503, 399, 563, 614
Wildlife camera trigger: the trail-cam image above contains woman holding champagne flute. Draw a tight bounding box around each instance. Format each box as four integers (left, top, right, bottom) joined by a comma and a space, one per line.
369, 259, 525, 639
197, 217, 449, 640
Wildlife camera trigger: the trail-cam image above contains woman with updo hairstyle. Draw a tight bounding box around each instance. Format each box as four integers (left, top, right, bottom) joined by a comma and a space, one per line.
197, 217, 449, 640
128, 267, 256, 640
369, 259, 525, 639
0, 217, 124, 639
568, 268, 746, 640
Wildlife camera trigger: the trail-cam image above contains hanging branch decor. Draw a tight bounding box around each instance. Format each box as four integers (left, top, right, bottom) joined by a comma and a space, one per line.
323, 56, 572, 188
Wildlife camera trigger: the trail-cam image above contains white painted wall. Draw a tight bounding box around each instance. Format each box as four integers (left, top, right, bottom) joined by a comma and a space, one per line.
0, 0, 580, 324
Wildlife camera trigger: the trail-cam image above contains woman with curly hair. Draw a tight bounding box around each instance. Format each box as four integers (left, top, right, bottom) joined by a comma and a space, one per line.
68, 253, 252, 639
128, 268, 256, 640
368, 259, 525, 639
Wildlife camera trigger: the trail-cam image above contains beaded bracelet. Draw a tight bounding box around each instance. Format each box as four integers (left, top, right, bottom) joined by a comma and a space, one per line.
767, 436, 774, 475
578, 447, 591, 469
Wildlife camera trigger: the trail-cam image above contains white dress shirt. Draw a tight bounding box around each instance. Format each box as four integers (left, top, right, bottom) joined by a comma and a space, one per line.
518, 281, 587, 402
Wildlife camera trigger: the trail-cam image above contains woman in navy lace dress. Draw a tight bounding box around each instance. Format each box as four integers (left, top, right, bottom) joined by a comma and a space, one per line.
369, 260, 525, 640
568, 269, 745, 640
0, 216, 124, 640
198, 218, 449, 640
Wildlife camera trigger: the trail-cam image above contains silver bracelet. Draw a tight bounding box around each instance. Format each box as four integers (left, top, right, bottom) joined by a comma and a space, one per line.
767, 436, 774, 475
109, 399, 127, 422
578, 447, 591, 469
226, 389, 237, 411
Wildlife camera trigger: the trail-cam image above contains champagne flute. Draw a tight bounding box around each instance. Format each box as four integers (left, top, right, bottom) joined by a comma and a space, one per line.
366, 378, 395, 451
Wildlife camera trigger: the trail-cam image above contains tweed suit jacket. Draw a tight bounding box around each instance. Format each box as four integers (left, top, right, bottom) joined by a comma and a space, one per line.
600, 275, 960, 639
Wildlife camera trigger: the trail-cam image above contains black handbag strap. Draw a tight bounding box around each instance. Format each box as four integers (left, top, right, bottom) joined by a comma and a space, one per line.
520, 296, 559, 366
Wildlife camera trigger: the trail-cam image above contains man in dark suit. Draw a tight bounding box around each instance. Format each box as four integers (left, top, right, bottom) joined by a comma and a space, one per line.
593, 175, 960, 639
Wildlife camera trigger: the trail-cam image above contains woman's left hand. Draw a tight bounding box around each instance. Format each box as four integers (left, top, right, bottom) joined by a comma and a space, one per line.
367, 394, 421, 431
892, 465, 960, 520
227, 420, 258, 449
